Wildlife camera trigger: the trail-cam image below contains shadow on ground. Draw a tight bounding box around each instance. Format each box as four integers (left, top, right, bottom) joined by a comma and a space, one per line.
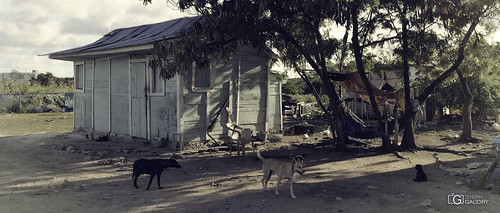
1, 132, 500, 213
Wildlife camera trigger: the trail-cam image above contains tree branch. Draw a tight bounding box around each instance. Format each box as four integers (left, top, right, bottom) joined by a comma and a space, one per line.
360, 36, 399, 48
294, 63, 329, 115
417, 19, 479, 104
338, 25, 350, 73
313, 18, 328, 78
360, 11, 374, 47
275, 26, 322, 75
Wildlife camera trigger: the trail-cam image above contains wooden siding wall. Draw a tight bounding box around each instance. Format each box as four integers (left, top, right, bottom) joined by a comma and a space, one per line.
206, 62, 232, 139
73, 55, 180, 140
71, 46, 279, 144
93, 59, 110, 132
149, 76, 178, 139
182, 61, 234, 143
85, 61, 94, 128
74, 60, 94, 129
130, 62, 148, 138
181, 45, 271, 143
110, 56, 129, 135
236, 46, 267, 132
182, 73, 208, 143
268, 75, 282, 131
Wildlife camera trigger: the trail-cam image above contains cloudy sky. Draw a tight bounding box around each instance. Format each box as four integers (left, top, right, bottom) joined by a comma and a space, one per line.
0, 0, 188, 77
1, 1, 499, 77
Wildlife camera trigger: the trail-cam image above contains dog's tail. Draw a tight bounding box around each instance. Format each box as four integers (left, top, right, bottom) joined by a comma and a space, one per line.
257, 149, 266, 161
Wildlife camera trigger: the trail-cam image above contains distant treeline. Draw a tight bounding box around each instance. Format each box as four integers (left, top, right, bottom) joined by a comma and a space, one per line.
31, 72, 73, 88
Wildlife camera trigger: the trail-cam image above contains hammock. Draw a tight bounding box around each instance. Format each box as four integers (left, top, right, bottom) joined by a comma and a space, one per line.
343, 107, 380, 139
329, 72, 398, 139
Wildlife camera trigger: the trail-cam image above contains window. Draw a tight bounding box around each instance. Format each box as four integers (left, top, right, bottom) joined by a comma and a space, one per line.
150, 67, 164, 95
192, 62, 214, 92
75, 63, 84, 91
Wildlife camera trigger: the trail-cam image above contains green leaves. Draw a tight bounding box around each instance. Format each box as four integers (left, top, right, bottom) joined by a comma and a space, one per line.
149, 16, 238, 80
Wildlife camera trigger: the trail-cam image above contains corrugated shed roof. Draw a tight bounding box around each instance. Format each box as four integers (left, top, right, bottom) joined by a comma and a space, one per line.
49, 16, 200, 59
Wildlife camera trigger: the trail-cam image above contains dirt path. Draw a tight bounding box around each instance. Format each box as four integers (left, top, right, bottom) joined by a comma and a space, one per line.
1, 130, 500, 213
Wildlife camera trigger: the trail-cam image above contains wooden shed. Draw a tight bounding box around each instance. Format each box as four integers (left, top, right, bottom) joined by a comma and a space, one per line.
49, 17, 283, 146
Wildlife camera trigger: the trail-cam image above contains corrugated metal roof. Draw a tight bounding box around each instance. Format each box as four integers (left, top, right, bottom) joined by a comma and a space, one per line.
49, 16, 200, 59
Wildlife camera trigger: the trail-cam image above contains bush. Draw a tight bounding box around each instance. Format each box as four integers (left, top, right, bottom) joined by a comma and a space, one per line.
0, 94, 67, 113
6, 101, 22, 113
24, 105, 43, 113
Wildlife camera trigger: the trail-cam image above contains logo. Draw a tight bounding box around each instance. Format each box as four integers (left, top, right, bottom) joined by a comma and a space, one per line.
447, 193, 489, 205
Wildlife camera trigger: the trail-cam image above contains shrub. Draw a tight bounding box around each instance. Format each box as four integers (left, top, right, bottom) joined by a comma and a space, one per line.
6, 101, 22, 113
0, 93, 67, 113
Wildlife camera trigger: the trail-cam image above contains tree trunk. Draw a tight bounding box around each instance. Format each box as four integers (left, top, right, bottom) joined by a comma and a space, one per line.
472, 154, 500, 189
18, 90, 22, 111
416, 20, 479, 105
324, 81, 348, 151
456, 70, 473, 141
275, 26, 348, 151
399, 4, 417, 150
313, 18, 348, 151
351, 0, 391, 151
398, 7, 480, 149
296, 67, 341, 145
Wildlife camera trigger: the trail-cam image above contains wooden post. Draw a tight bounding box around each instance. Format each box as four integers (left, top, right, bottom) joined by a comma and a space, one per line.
393, 93, 399, 149
353, 94, 357, 117
229, 138, 232, 155
360, 96, 364, 120
384, 95, 388, 137
237, 132, 241, 157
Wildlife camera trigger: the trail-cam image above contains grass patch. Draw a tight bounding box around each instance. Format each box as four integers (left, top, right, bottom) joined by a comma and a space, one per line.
0, 112, 73, 136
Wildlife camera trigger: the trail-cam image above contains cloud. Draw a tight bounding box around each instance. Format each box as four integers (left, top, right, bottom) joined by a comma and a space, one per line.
0, 0, 186, 77
4, 0, 495, 78
60, 17, 110, 35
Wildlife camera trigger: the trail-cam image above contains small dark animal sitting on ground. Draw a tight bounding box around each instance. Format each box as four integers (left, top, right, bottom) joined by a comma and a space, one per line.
132, 158, 181, 190
413, 164, 427, 182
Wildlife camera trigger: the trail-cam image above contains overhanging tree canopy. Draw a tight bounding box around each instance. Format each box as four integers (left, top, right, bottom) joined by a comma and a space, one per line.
142, 0, 500, 151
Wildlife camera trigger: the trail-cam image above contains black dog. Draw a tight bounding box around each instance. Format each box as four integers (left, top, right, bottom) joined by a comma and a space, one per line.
413, 164, 427, 182
132, 158, 181, 190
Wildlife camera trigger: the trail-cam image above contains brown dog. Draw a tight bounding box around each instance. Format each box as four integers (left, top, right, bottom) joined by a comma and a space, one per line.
132, 158, 181, 190
257, 149, 305, 199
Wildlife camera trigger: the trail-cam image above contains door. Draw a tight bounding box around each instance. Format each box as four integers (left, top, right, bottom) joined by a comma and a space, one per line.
130, 62, 148, 138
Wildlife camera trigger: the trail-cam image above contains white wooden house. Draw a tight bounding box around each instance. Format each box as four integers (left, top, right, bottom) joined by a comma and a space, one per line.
49, 17, 282, 145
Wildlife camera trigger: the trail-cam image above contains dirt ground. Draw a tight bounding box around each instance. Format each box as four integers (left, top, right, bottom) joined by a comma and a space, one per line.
1, 120, 500, 213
